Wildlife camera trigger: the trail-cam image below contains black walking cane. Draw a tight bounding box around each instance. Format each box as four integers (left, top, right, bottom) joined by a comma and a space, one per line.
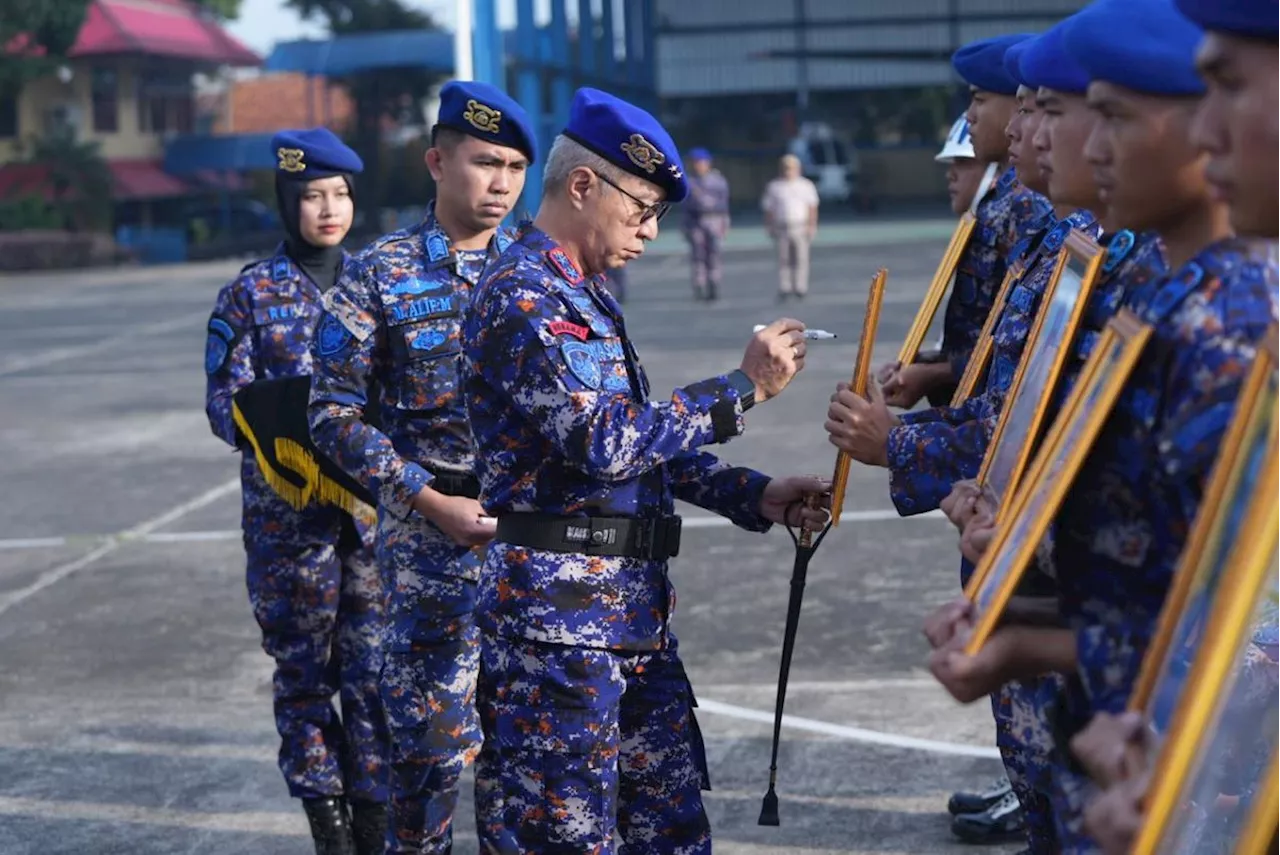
758, 493, 832, 826
758, 266, 887, 826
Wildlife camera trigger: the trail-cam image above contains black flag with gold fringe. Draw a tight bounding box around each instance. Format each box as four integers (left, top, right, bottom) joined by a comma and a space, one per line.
231, 375, 376, 516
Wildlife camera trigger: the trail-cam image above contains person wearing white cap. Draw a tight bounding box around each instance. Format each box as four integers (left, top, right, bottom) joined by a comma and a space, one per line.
937, 115, 1001, 215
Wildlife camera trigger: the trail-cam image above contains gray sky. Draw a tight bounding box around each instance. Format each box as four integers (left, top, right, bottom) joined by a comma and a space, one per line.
225, 0, 537, 57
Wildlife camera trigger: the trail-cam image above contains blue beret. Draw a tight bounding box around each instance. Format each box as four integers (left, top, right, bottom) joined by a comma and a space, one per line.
1063, 0, 1206, 96
952, 34, 1035, 95
1003, 39, 1032, 89
1018, 21, 1092, 94
563, 87, 688, 203
688, 147, 712, 162
1175, 0, 1278, 40
271, 127, 363, 180
435, 80, 537, 164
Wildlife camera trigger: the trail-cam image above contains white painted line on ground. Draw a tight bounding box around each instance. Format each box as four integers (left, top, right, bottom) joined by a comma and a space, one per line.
0, 478, 239, 617
0, 536, 68, 550
696, 697, 1001, 760
0, 310, 206, 377
0, 508, 944, 553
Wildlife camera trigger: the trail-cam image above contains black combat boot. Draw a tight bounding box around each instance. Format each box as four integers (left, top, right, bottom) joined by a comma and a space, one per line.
950, 789, 1027, 843
350, 800, 388, 855
302, 797, 356, 855
947, 775, 1013, 815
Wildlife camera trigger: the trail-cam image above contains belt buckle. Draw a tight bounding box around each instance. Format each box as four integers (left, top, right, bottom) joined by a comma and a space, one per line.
570, 518, 621, 554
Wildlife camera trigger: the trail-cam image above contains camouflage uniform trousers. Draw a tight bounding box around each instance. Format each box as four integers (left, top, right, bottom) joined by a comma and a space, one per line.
474, 633, 712, 854
993, 674, 1065, 854
376, 511, 484, 854
1046, 760, 1099, 853
242, 460, 388, 802
686, 216, 726, 297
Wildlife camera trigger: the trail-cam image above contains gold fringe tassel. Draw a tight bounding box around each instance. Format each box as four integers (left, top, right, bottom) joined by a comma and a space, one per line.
231, 401, 374, 520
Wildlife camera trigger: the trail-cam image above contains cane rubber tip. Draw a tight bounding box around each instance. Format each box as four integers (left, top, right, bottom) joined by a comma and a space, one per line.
758, 789, 780, 826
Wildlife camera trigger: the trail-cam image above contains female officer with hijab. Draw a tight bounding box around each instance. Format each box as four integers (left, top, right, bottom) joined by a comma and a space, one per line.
203, 128, 388, 855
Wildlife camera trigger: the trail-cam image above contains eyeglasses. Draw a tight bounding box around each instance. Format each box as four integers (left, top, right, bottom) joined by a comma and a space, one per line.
592, 169, 670, 223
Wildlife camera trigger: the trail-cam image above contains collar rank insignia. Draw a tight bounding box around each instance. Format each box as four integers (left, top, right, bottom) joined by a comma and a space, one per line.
547, 248, 584, 286
1102, 230, 1135, 274
495, 229, 512, 254
621, 134, 664, 173
277, 147, 306, 173
463, 99, 502, 134
1044, 221, 1071, 253
272, 256, 291, 282
426, 229, 451, 265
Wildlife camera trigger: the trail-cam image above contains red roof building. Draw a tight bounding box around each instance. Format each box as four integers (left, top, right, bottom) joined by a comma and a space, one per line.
0, 0, 260, 203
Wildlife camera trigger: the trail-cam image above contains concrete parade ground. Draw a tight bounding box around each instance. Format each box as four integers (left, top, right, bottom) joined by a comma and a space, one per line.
0, 217, 1022, 854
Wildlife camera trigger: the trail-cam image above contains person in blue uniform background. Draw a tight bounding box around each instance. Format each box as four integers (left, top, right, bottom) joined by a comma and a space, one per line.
307, 81, 536, 855
925, 2, 1278, 852
461, 86, 831, 853
204, 128, 388, 855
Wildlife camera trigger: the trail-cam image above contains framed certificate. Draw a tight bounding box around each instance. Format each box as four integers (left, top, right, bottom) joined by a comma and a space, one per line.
896, 213, 977, 368
1233, 753, 1279, 855
978, 230, 1106, 513
830, 267, 887, 525
961, 310, 1153, 652
1131, 335, 1280, 855
1130, 447, 1278, 855
1129, 333, 1277, 727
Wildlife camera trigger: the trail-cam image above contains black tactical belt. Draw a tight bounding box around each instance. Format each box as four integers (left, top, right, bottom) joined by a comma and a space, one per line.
428, 468, 481, 499
495, 513, 682, 560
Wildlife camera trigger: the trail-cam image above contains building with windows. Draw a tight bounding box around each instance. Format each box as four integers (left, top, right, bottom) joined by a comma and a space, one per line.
653, 0, 1089, 207
0, 0, 260, 229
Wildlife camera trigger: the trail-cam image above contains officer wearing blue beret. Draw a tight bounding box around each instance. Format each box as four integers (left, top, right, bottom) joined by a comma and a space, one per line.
1175, 0, 1278, 239
877, 34, 1050, 413
204, 128, 390, 855
307, 80, 535, 854
460, 86, 831, 852
682, 146, 731, 301
926, 2, 1278, 852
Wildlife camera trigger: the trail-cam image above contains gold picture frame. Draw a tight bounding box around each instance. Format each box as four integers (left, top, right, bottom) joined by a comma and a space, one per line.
950, 262, 1022, 407
1128, 332, 1278, 719
961, 309, 1153, 653
896, 213, 977, 367
1130, 438, 1278, 855
977, 230, 1106, 513
1234, 752, 1279, 855
830, 267, 887, 525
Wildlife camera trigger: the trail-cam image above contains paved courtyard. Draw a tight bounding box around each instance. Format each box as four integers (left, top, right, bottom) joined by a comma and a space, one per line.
0, 219, 1021, 854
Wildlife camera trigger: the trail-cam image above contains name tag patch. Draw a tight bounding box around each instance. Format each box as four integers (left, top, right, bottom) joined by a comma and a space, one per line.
252, 303, 309, 325
388, 295, 456, 325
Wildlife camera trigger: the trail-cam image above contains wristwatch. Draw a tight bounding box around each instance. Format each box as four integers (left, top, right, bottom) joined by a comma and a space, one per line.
727, 369, 757, 411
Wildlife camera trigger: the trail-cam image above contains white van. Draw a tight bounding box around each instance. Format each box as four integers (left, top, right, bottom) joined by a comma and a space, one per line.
786, 121, 857, 204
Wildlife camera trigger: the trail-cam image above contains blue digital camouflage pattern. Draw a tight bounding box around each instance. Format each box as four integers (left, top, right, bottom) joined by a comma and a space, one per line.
886, 210, 1098, 518
941, 165, 1052, 381
307, 203, 512, 853
474, 635, 711, 853
1049, 238, 1278, 852
204, 249, 388, 803
462, 222, 775, 850
994, 674, 1065, 854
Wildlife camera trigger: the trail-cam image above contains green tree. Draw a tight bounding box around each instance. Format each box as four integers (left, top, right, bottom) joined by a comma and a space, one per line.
24, 129, 114, 231
191, 0, 244, 21
283, 0, 446, 213
0, 0, 92, 92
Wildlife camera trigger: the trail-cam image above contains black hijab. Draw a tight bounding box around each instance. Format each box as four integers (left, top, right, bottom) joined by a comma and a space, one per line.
275, 173, 355, 292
